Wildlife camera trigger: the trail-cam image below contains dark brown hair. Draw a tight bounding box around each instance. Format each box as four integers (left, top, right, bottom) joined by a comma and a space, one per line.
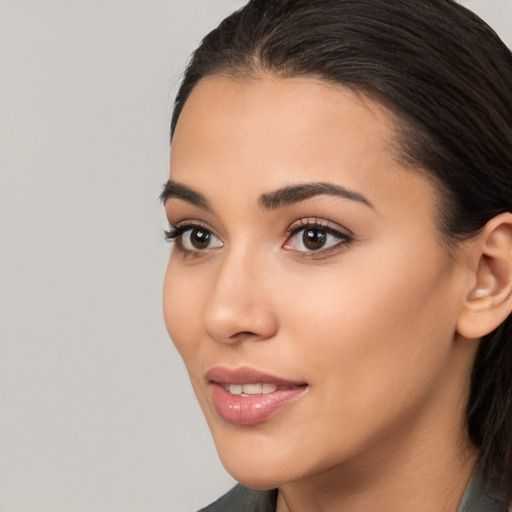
171, 0, 512, 499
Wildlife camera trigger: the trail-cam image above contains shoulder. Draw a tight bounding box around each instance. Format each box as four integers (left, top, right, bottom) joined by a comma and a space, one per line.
197, 484, 278, 512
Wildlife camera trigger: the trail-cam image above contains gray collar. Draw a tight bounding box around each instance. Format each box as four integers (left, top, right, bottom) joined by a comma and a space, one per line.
456, 465, 509, 512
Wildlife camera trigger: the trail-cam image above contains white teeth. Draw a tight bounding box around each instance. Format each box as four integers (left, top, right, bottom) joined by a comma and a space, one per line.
226, 383, 279, 395
262, 383, 278, 393
228, 384, 243, 395
242, 383, 263, 394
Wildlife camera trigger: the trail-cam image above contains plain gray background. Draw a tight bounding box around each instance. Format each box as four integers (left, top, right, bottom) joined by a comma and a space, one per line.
0, 1, 511, 511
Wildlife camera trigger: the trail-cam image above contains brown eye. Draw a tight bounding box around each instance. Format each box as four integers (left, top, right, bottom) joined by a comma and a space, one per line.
303, 229, 327, 250
175, 225, 223, 252
283, 222, 352, 255
188, 228, 211, 249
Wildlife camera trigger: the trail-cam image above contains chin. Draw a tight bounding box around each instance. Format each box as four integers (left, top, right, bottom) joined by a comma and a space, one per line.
214, 441, 282, 488
220, 458, 291, 490
211, 429, 310, 490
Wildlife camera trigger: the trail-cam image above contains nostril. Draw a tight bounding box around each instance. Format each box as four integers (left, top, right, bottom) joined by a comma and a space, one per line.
229, 330, 261, 342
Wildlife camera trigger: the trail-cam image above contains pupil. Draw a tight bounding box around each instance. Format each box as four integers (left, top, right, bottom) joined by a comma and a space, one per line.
191, 228, 210, 249
303, 229, 326, 250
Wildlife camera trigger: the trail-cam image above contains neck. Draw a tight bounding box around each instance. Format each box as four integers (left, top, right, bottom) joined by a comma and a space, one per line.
276, 409, 478, 512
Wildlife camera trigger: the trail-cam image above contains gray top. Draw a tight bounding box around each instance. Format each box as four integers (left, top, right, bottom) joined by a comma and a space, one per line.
199, 485, 277, 512
198, 465, 509, 512
455, 465, 508, 512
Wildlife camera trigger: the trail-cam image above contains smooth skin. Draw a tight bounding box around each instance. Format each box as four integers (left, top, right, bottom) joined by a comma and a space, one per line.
163, 75, 512, 512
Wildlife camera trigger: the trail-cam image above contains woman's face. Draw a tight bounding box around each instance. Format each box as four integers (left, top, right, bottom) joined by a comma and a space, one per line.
163, 75, 475, 488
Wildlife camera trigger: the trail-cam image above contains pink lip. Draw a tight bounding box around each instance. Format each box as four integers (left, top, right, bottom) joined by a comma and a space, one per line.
206, 366, 308, 426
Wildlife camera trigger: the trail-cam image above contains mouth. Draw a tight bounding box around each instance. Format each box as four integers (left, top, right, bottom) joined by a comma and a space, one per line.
206, 366, 308, 426
222, 382, 296, 395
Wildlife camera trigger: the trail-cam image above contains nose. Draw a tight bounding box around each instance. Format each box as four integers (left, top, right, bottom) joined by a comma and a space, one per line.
201, 249, 279, 344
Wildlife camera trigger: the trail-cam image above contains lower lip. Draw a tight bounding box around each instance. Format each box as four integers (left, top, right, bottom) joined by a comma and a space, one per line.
210, 383, 307, 426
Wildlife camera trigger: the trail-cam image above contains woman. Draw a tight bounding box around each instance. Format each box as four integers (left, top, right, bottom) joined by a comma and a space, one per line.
161, 1, 512, 510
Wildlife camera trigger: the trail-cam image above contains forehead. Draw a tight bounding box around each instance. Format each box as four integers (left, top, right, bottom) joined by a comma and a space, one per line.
169, 74, 436, 225
172, 75, 395, 173
173, 74, 396, 148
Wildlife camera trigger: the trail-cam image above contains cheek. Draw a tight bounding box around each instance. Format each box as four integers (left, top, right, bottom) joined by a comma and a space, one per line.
279, 244, 459, 418
163, 261, 202, 363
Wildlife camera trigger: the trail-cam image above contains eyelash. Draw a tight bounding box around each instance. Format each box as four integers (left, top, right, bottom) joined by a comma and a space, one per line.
284, 218, 353, 257
164, 221, 218, 255
164, 223, 195, 243
164, 218, 353, 257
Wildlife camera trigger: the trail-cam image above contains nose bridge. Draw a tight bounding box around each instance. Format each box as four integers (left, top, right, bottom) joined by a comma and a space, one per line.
202, 243, 277, 344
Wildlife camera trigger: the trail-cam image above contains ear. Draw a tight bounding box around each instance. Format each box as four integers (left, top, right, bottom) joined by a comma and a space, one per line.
457, 212, 512, 339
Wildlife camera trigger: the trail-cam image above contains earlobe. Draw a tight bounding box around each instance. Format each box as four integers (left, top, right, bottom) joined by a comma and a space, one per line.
457, 213, 512, 339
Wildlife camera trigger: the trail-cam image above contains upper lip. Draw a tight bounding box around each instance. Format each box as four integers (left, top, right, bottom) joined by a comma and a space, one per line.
206, 366, 307, 386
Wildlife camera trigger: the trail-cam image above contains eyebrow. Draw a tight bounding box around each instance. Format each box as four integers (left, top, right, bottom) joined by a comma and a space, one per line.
160, 180, 373, 211
160, 179, 211, 210
258, 182, 373, 210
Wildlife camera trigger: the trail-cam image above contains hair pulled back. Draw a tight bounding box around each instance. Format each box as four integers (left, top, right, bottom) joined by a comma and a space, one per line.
171, 0, 512, 498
